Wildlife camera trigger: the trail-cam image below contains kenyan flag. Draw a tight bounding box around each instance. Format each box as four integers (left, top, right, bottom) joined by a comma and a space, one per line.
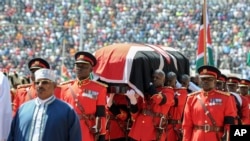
196, 2, 214, 71
61, 64, 71, 81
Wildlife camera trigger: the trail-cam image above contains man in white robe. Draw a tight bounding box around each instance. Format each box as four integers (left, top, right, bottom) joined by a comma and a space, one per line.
0, 72, 12, 141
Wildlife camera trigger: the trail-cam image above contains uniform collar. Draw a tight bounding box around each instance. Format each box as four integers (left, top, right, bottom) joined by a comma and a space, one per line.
202, 89, 216, 96
77, 77, 90, 87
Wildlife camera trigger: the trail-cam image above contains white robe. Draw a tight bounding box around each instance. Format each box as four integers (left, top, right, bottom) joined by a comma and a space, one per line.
0, 72, 12, 141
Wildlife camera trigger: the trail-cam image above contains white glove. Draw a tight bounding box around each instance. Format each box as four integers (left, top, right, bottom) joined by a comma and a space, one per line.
125, 89, 137, 104
107, 93, 115, 107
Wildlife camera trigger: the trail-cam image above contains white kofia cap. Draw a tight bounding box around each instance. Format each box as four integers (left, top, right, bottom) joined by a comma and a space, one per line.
35, 68, 56, 82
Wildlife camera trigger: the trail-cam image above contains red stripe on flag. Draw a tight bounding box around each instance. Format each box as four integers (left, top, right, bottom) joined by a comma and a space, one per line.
144, 44, 171, 64
94, 44, 130, 80
61, 64, 71, 79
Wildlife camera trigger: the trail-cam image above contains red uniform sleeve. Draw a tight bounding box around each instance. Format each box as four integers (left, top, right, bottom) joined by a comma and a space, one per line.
12, 89, 21, 117
240, 96, 250, 125
130, 97, 143, 121
97, 86, 107, 106
162, 87, 175, 106
151, 93, 164, 105
99, 117, 106, 135
182, 96, 193, 141
161, 87, 175, 114
175, 88, 188, 106
54, 86, 62, 99
224, 95, 237, 133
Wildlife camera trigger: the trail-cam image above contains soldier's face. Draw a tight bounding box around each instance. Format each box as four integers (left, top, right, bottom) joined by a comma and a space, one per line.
226, 83, 238, 92
75, 63, 92, 79
200, 77, 216, 91
168, 78, 177, 88
30, 68, 40, 81
239, 86, 248, 95
181, 79, 190, 88
153, 73, 165, 87
216, 81, 225, 91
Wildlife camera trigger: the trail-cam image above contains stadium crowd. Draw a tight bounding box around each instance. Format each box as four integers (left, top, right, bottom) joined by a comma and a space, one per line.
0, 0, 249, 80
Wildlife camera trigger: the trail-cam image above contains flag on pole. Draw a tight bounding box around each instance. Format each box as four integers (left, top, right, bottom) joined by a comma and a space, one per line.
247, 51, 250, 66
196, 1, 214, 71
61, 64, 71, 81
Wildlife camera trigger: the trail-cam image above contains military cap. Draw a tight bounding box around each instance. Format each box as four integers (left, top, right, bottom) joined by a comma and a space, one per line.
197, 65, 221, 79
238, 79, 250, 87
217, 74, 227, 82
226, 76, 240, 84
74, 51, 97, 67
28, 58, 50, 70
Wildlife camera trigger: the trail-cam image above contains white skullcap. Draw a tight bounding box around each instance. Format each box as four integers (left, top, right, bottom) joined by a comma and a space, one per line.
35, 68, 56, 82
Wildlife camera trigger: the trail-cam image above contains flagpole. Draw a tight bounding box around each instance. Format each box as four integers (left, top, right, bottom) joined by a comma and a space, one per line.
203, 0, 207, 65
62, 38, 66, 77
79, 0, 83, 51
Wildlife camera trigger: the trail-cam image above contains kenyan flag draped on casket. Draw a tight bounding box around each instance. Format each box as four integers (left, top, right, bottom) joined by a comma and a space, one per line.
93, 43, 189, 97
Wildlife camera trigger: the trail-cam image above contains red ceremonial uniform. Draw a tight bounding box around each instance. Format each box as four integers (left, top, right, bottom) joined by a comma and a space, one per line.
227, 76, 248, 125
182, 89, 237, 141
246, 95, 250, 123
240, 95, 250, 124
12, 83, 35, 116
10, 88, 16, 103
128, 86, 174, 141
238, 79, 250, 124
166, 87, 188, 141
105, 94, 129, 140
61, 78, 107, 141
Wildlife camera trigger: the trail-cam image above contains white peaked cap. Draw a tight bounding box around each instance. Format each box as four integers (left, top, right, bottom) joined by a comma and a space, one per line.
35, 68, 56, 82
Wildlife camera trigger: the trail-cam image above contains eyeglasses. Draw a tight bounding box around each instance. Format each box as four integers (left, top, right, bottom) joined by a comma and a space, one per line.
35, 80, 52, 85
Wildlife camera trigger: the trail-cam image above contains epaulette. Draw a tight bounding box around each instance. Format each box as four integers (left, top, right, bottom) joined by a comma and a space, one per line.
10, 88, 16, 94
175, 87, 186, 90
17, 84, 32, 89
188, 91, 200, 97
59, 80, 74, 86
163, 86, 173, 89
92, 81, 108, 87
215, 90, 230, 96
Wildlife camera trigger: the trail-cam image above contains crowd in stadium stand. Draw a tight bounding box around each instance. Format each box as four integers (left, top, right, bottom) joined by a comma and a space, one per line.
0, 0, 249, 80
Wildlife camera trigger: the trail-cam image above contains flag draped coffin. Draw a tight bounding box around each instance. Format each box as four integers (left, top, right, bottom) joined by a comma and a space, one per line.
93, 43, 189, 97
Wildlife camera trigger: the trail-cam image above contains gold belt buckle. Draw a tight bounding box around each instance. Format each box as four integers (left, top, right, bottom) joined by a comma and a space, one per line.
204, 124, 210, 133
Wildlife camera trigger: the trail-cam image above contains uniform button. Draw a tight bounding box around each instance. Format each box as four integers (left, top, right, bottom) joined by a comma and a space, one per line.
205, 104, 208, 106
205, 120, 207, 123
142, 121, 145, 123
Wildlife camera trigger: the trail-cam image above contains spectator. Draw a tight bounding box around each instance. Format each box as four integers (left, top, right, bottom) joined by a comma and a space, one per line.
0, 0, 249, 79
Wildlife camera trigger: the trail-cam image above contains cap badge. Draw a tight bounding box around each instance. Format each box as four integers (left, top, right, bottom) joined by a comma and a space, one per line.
79, 55, 84, 59
202, 69, 207, 73
34, 61, 40, 65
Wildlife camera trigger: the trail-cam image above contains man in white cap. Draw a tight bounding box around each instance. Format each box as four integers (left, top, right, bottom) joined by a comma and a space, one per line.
8, 68, 82, 141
